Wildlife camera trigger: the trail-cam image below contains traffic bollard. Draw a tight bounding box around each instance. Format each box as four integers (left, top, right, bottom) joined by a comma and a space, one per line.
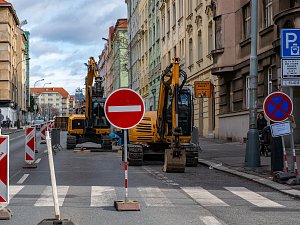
23, 126, 37, 169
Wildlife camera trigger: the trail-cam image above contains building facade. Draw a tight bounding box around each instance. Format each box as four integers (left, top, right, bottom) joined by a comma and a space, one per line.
30, 87, 70, 118
126, 0, 141, 92
0, 0, 28, 127
148, 0, 161, 110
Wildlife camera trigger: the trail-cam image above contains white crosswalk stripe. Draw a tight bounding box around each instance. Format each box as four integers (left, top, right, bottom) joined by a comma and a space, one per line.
137, 187, 174, 207
9, 185, 24, 200
34, 186, 69, 207
181, 187, 229, 207
90, 186, 116, 207
200, 216, 224, 225
225, 187, 285, 208
7, 185, 285, 209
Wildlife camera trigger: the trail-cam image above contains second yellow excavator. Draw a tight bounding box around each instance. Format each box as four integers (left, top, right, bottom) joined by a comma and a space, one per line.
128, 58, 199, 172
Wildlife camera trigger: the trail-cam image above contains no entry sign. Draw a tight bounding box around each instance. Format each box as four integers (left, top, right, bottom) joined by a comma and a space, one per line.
263, 92, 293, 122
105, 88, 145, 129
0, 135, 9, 204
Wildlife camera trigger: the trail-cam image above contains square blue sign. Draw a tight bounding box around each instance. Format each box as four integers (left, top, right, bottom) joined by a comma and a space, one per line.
281, 29, 300, 58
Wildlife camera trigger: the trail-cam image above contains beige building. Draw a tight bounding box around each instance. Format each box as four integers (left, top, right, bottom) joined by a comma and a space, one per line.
159, 0, 219, 138
139, 0, 150, 109
184, 0, 220, 138
0, 0, 28, 127
30, 87, 70, 118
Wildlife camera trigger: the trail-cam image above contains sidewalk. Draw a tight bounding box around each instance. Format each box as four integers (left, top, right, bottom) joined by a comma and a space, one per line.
0, 127, 24, 135
198, 137, 300, 198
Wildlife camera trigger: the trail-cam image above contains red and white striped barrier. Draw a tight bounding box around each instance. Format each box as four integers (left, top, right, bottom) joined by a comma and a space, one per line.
124, 162, 128, 200
25, 127, 35, 164
293, 149, 298, 176
282, 136, 289, 173
47, 121, 51, 132
0, 135, 9, 204
40, 123, 47, 144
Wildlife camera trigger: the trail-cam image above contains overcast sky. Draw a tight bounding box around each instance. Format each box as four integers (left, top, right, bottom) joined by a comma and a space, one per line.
10, 0, 127, 95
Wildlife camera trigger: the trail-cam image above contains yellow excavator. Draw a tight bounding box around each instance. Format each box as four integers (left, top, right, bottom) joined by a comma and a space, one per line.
128, 58, 199, 172
66, 57, 112, 150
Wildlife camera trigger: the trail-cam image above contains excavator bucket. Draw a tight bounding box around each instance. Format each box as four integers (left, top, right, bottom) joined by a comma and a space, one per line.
163, 148, 186, 172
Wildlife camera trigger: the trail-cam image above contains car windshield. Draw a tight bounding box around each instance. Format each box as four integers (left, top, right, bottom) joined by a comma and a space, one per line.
34, 120, 44, 125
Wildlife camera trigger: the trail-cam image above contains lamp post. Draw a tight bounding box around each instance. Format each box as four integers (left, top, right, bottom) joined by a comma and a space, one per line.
33, 78, 45, 120
43, 82, 52, 88
15, 58, 31, 128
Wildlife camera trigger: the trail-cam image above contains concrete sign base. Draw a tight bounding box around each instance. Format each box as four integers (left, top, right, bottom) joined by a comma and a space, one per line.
114, 200, 140, 211
37, 219, 77, 225
0, 208, 12, 220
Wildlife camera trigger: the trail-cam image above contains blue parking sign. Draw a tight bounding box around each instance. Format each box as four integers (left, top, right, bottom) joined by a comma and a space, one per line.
281, 29, 300, 58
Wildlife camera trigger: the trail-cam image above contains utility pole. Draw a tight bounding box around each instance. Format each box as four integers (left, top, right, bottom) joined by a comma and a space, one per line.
245, 0, 260, 167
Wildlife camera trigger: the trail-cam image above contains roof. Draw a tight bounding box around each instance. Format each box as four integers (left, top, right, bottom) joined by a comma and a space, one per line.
0, 0, 11, 5
0, 0, 20, 25
30, 87, 70, 98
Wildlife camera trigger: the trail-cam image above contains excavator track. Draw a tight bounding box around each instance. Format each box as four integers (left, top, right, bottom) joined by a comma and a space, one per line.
127, 144, 143, 166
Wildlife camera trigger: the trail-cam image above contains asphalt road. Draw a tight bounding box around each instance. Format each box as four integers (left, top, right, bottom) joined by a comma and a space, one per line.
3, 133, 300, 225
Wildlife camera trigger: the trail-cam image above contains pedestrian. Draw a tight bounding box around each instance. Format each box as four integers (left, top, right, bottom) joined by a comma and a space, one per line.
6, 116, 11, 128
257, 112, 267, 132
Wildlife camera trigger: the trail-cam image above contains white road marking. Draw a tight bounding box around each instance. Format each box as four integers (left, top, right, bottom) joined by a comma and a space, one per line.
200, 216, 223, 225
137, 187, 173, 207
108, 105, 141, 112
225, 187, 285, 208
34, 186, 69, 206
90, 186, 116, 207
10, 134, 25, 141
35, 158, 41, 164
10, 185, 24, 200
17, 174, 29, 184
181, 187, 229, 207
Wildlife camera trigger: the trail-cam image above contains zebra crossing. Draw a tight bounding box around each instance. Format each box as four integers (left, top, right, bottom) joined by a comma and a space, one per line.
8, 185, 285, 208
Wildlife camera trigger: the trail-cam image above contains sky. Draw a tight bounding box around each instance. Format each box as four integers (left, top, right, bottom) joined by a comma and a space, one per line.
9, 0, 127, 95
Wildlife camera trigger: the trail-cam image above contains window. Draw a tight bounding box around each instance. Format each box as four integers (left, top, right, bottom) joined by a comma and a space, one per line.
172, 2, 176, 27
267, 67, 273, 94
188, 0, 192, 15
264, 0, 273, 28
246, 76, 250, 109
180, 38, 185, 60
198, 31, 203, 60
189, 38, 193, 65
48, 93, 52, 96
215, 16, 222, 49
208, 22, 213, 53
162, 16, 165, 37
243, 4, 251, 39
168, 51, 171, 64
179, 0, 184, 18
173, 46, 177, 58
167, 9, 170, 33
48, 98, 53, 102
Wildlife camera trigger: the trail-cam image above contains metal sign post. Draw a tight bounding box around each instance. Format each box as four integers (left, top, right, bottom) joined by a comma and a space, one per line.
105, 88, 143, 211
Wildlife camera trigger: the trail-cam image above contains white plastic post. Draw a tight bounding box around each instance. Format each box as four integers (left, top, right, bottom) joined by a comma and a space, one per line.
124, 129, 128, 202
45, 131, 60, 220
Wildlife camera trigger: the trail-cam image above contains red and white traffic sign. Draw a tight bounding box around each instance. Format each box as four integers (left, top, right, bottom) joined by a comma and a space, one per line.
0, 135, 9, 203
40, 123, 46, 144
104, 88, 145, 129
25, 127, 35, 164
263, 92, 293, 122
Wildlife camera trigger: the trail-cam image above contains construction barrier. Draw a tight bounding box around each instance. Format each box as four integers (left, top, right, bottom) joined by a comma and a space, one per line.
40, 123, 47, 144
0, 135, 9, 203
0, 135, 11, 220
25, 127, 35, 165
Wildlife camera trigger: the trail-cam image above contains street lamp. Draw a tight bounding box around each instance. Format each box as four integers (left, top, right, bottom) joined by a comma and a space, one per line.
43, 82, 51, 88
15, 58, 31, 128
33, 78, 45, 120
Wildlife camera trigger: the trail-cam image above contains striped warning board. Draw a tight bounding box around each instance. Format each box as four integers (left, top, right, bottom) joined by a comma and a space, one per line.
25, 127, 35, 164
0, 135, 9, 203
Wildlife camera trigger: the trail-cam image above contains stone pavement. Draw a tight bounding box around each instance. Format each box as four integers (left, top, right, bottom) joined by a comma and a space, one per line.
198, 137, 300, 198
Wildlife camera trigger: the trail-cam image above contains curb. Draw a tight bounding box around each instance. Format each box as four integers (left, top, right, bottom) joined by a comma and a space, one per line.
198, 158, 300, 199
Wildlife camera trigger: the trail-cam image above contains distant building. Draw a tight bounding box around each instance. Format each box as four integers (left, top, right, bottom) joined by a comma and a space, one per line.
30, 87, 70, 118
69, 95, 75, 114
0, 0, 29, 127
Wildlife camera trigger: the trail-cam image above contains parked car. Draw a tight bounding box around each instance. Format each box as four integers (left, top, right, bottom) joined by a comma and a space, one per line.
34, 119, 44, 130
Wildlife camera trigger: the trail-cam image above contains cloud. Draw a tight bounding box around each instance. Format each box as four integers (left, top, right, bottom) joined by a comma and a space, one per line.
9, 0, 127, 94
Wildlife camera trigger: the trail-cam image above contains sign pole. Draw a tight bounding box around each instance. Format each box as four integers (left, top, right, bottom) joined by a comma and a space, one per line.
124, 129, 128, 202
245, 0, 260, 167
